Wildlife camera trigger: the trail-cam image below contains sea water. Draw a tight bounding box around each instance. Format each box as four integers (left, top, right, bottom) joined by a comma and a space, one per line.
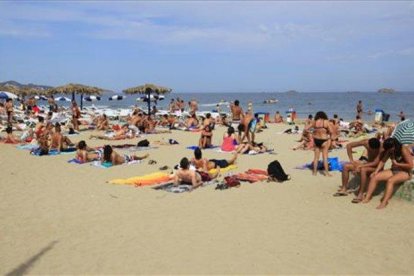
68, 92, 413, 121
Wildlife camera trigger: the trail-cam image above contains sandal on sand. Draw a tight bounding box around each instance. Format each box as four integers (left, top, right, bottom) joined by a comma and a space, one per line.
159, 165, 169, 170
333, 192, 348, 197
352, 198, 362, 204
148, 160, 157, 165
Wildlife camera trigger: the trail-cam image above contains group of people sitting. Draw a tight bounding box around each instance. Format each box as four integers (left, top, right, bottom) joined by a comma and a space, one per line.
335, 137, 413, 209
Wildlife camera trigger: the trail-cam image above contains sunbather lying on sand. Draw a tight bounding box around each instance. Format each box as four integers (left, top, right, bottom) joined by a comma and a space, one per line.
102, 145, 149, 166
191, 148, 237, 171
90, 124, 136, 140
76, 140, 101, 163
174, 157, 219, 190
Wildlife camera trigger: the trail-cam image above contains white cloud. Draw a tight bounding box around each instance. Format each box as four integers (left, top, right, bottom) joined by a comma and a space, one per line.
0, 19, 50, 38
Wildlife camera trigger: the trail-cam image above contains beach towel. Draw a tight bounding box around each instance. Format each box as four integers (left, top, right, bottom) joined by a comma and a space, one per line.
30, 147, 76, 156
110, 172, 172, 185
295, 157, 345, 172
153, 179, 219, 193
91, 160, 142, 169
16, 144, 38, 150
209, 164, 237, 174
186, 145, 219, 150
153, 183, 192, 193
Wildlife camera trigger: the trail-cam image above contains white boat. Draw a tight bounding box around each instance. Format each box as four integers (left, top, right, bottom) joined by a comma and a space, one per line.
263, 99, 279, 104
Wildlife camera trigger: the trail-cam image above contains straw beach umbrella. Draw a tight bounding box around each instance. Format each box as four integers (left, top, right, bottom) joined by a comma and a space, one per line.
123, 83, 171, 115
47, 83, 103, 110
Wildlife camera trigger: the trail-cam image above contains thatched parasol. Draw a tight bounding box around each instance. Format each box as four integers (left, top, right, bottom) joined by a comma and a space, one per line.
0, 85, 47, 101
47, 83, 103, 109
123, 83, 172, 115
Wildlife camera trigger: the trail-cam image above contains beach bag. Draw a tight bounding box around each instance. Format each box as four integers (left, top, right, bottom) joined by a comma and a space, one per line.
137, 139, 150, 147
267, 160, 290, 182
224, 176, 241, 187
199, 171, 211, 182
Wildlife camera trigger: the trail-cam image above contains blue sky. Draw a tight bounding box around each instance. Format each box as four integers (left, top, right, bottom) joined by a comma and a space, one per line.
0, 1, 413, 93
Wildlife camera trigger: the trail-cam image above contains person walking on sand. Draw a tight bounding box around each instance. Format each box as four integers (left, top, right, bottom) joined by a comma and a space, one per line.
362, 138, 413, 209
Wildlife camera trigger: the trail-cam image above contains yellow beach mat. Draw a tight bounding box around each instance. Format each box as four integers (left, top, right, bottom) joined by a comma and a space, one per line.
209, 164, 237, 174
109, 165, 237, 186
110, 172, 172, 186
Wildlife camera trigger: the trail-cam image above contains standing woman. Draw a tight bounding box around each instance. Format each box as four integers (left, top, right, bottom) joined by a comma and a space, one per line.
362, 138, 413, 209
5, 98, 13, 125
71, 101, 81, 131
307, 111, 333, 176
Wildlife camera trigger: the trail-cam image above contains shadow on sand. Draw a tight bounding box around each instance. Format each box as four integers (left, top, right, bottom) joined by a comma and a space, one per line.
6, 240, 58, 276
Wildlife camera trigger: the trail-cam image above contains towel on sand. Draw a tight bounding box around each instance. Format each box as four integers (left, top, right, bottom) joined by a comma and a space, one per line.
110, 172, 172, 185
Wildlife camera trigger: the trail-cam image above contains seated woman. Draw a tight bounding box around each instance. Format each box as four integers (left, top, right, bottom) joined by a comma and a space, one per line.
292, 129, 314, 150
96, 114, 109, 131
221, 126, 238, 152
274, 111, 283, 123
76, 140, 101, 163
102, 145, 149, 166
199, 124, 213, 149
185, 114, 199, 129
362, 138, 413, 209
3, 126, 21, 144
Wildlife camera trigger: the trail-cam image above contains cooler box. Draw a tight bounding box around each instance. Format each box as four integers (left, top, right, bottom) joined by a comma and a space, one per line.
375, 109, 384, 123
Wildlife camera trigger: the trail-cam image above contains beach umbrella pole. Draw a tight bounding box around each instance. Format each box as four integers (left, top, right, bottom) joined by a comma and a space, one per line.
80, 94, 84, 110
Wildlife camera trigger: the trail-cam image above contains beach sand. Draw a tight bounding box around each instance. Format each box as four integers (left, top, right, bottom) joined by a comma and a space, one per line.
1, 123, 414, 274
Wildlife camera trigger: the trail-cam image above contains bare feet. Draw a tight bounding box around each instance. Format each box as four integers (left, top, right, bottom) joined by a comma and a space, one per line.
361, 198, 370, 204
312, 170, 317, 176
376, 201, 388, 209
325, 171, 332, 177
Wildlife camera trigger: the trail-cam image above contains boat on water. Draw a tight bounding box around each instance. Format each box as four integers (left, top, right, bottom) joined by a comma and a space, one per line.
263, 98, 279, 104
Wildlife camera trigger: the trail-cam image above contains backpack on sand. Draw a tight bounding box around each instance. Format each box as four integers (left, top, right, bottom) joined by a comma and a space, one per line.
267, 160, 290, 182
137, 139, 150, 147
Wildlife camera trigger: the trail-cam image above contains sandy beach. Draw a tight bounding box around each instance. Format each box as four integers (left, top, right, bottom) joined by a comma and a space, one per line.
1, 123, 414, 274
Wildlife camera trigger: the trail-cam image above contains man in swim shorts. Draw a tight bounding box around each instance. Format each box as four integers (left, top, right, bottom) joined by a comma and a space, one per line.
334, 138, 382, 201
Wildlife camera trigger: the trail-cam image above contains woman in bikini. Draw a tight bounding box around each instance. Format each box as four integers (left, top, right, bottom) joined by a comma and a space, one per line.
307, 111, 334, 176
102, 145, 149, 166
5, 99, 13, 124
362, 138, 413, 209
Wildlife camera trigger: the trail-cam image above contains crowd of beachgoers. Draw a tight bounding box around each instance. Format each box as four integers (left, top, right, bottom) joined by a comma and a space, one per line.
0, 95, 413, 209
